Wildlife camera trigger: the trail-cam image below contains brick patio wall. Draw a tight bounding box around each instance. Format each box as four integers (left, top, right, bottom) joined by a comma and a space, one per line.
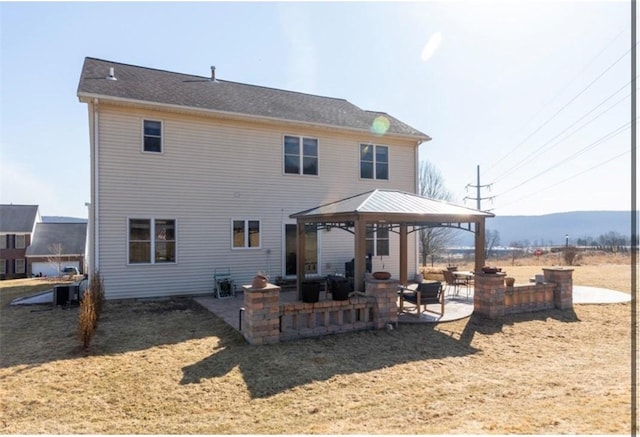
242, 278, 398, 345
474, 268, 574, 319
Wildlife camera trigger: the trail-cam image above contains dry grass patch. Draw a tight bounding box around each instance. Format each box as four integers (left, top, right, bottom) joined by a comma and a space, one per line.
0, 267, 633, 434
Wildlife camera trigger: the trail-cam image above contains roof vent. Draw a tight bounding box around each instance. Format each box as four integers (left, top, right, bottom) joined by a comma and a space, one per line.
210, 66, 216, 81
106, 67, 117, 81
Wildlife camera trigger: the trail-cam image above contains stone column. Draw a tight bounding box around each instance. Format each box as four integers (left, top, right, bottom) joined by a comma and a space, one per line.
543, 267, 574, 310
242, 283, 281, 345
473, 272, 506, 319
365, 278, 399, 329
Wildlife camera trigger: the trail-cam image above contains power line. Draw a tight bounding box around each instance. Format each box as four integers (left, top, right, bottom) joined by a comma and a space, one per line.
491, 83, 633, 184
491, 148, 630, 212
484, 42, 635, 175
494, 119, 634, 198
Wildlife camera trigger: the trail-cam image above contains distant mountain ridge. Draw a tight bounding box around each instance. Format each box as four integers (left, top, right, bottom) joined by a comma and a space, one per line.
455, 211, 633, 247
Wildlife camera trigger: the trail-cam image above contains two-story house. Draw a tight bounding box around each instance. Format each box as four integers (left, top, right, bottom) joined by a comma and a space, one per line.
0, 204, 40, 279
77, 57, 431, 300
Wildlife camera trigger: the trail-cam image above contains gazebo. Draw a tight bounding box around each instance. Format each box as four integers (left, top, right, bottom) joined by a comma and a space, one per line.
289, 189, 495, 295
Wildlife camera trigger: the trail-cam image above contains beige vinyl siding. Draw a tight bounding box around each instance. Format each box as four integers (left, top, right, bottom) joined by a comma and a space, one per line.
96, 104, 418, 299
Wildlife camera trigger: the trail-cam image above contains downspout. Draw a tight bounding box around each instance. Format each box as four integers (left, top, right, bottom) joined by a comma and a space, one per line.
92, 98, 100, 274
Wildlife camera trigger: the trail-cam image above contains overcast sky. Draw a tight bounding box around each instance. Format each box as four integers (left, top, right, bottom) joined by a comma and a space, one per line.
0, 1, 636, 218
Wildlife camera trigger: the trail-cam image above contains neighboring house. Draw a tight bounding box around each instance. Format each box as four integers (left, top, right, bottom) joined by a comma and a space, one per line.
25, 222, 88, 277
0, 205, 40, 279
77, 57, 431, 300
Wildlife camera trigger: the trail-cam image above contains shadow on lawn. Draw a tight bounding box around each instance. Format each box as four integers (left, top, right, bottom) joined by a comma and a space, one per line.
0, 297, 237, 369
180, 307, 581, 399
180, 322, 481, 398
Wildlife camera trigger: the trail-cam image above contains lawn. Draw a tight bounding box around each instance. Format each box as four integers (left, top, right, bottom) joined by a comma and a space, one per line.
0, 256, 634, 434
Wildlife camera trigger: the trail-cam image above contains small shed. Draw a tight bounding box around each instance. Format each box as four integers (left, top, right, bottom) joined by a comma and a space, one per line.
290, 189, 494, 294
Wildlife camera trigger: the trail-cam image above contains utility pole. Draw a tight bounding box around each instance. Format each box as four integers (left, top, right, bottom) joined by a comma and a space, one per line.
464, 165, 493, 210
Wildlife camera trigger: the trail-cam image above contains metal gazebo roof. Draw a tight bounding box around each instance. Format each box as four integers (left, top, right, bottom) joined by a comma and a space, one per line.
289, 189, 494, 294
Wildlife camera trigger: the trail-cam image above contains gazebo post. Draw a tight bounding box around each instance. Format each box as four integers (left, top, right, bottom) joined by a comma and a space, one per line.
296, 221, 306, 300
399, 223, 408, 285
474, 219, 486, 273
353, 217, 367, 292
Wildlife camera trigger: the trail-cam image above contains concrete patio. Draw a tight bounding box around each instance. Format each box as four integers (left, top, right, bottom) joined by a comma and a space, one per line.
193, 284, 630, 333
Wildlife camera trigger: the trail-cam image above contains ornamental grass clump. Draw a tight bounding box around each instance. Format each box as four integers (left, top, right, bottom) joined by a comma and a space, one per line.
78, 286, 96, 349
78, 271, 105, 349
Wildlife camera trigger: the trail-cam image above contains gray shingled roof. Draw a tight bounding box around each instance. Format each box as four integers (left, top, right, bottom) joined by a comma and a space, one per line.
25, 223, 87, 256
290, 189, 494, 222
77, 57, 429, 139
0, 205, 39, 233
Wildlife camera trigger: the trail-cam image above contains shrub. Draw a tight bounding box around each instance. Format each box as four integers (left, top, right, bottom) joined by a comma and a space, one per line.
90, 271, 105, 322
77, 270, 105, 349
564, 247, 579, 266
78, 287, 96, 349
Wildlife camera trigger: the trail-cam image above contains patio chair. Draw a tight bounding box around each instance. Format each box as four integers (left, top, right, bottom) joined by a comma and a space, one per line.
399, 281, 444, 317
214, 268, 236, 299
442, 269, 467, 297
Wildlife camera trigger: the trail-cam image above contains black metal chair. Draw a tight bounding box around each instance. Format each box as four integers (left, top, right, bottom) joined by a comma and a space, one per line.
399, 281, 445, 317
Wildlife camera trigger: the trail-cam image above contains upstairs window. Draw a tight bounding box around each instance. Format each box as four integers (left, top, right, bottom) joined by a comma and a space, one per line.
232, 220, 261, 249
15, 235, 26, 249
143, 120, 162, 153
129, 218, 176, 264
360, 144, 388, 180
284, 135, 318, 175
0, 236, 6, 249
366, 224, 390, 257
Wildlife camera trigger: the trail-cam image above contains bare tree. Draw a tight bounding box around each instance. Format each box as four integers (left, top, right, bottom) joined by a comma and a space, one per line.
484, 229, 501, 260
47, 243, 65, 277
418, 161, 455, 266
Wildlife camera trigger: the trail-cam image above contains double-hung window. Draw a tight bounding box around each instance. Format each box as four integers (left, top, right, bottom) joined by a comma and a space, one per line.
15, 235, 25, 249
0, 259, 6, 275
143, 120, 162, 153
366, 224, 390, 257
232, 220, 261, 249
360, 144, 388, 180
0, 236, 6, 249
128, 218, 176, 264
14, 259, 25, 274
284, 135, 318, 175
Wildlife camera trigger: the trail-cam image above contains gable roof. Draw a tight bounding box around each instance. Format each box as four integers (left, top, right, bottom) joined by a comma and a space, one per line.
290, 189, 494, 222
25, 222, 88, 256
77, 57, 430, 140
0, 205, 39, 233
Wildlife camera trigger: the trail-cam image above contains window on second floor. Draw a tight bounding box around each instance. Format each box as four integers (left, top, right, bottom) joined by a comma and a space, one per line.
360, 144, 388, 180
284, 135, 318, 175
15, 235, 26, 249
143, 120, 163, 153
366, 224, 390, 257
0, 236, 6, 249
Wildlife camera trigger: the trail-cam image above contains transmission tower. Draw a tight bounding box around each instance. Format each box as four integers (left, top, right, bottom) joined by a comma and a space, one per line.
464, 165, 494, 210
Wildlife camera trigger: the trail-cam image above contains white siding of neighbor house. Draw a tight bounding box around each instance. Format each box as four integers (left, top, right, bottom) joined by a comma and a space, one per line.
95, 103, 419, 299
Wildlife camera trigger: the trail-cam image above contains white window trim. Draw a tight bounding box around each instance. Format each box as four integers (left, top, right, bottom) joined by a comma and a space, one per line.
366, 224, 390, 257
359, 143, 389, 181
283, 134, 319, 176
127, 217, 177, 265
231, 219, 262, 250
14, 259, 25, 274
141, 119, 164, 154
15, 234, 26, 249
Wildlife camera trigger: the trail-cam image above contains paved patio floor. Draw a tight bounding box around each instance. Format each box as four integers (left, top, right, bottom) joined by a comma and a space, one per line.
193, 284, 631, 332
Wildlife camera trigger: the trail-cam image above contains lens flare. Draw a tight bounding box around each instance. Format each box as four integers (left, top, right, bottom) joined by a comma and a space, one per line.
370, 116, 390, 136
421, 32, 442, 62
